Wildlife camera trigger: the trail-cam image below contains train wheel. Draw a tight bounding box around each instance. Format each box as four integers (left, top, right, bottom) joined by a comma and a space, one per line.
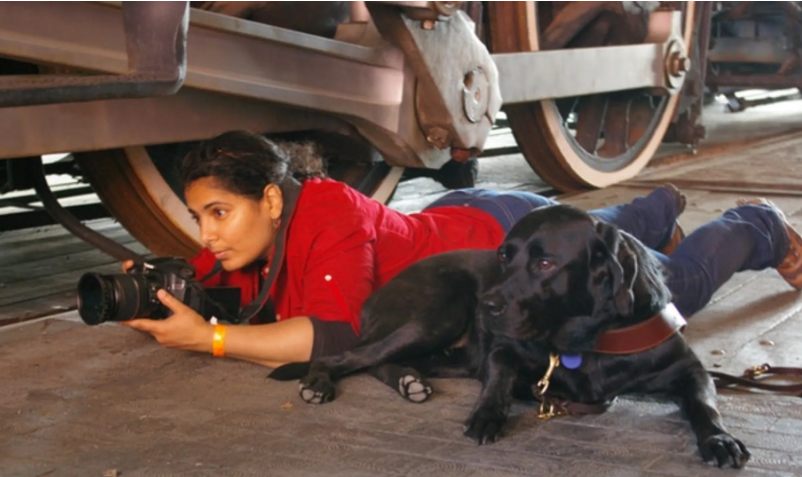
76, 146, 402, 258
487, 2, 696, 191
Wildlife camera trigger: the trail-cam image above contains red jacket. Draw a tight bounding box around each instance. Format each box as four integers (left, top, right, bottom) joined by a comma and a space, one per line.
190, 178, 505, 334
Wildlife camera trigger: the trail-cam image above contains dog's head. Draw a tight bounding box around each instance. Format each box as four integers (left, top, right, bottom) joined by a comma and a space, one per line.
480, 204, 653, 353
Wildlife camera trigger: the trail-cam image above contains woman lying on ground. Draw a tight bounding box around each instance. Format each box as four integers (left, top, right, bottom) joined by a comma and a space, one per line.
122, 130, 802, 367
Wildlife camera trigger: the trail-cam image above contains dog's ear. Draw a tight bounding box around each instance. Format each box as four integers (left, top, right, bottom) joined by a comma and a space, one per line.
595, 222, 637, 316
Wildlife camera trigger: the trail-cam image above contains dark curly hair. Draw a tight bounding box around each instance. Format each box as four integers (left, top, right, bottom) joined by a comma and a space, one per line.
179, 130, 327, 200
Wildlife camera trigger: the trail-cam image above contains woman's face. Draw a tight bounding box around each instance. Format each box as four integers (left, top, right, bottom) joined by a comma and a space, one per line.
185, 177, 283, 271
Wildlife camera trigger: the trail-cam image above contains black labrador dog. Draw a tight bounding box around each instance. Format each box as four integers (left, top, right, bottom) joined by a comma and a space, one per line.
270, 204, 749, 468
271, 248, 501, 403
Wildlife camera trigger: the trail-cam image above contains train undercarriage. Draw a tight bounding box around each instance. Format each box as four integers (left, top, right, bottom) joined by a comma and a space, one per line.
0, 1, 799, 258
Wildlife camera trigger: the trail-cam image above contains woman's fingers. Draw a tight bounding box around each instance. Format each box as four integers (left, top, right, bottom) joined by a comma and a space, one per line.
156, 289, 192, 314
120, 318, 158, 333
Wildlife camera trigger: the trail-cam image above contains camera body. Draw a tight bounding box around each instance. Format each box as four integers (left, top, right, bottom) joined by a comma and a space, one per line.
77, 257, 241, 326
127, 257, 205, 320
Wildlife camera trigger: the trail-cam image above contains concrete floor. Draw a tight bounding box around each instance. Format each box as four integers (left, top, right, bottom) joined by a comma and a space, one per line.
2, 99, 802, 476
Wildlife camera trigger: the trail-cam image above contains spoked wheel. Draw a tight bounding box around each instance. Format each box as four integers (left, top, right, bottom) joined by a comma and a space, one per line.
75, 148, 201, 258
76, 146, 403, 258
488, 2, 696, 191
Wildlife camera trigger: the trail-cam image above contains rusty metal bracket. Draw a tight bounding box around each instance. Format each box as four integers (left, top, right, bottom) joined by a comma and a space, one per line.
368, 3, 501, 154
0, 1, 188, 107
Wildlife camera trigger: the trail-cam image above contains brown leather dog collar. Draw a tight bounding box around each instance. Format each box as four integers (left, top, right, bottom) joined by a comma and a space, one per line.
594, 303, 687, 354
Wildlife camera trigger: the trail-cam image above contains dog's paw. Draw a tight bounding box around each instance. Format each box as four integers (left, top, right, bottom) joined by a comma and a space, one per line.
398, 374, 433, 403
699, 433, 750, 469
463, 408, 507, 445
298, 373, 336, 405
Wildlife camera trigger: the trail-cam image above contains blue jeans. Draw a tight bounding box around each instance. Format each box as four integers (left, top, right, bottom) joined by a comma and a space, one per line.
426, 189, 789, 318
658, 203, 788, 317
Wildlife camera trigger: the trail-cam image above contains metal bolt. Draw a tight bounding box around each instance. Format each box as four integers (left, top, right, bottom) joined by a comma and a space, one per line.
669, 53, 691, 77
426, 127, 450, 150
462, 68, 489, 123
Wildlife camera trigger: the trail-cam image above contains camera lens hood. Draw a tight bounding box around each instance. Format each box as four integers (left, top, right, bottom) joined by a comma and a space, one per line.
77, 272, 115, 325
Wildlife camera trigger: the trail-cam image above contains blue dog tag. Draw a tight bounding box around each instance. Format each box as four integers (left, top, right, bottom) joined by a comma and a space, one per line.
561, 354, 582, 369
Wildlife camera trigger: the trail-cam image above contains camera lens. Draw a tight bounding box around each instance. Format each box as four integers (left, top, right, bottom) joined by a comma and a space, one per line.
77, 272, 158, 325
77, 273, 113, 325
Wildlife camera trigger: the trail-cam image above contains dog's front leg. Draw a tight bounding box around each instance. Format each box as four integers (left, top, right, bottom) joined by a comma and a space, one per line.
298, 360, 339, 404
298, 326, 436, 404
463, 345, 519, 445
298, 351, 369, 404
677, 366, 750, 468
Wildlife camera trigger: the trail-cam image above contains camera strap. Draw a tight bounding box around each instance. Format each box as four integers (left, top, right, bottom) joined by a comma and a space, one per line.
199, 177, 303, 324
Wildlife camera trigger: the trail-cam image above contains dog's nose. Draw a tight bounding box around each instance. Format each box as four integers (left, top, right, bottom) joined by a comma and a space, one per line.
482, 298, 506, 317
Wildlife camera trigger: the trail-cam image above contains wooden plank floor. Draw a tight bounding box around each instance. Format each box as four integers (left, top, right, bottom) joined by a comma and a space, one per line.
0, 219, 152, 326
1, 319, 799, 477
2, 101, 802, 476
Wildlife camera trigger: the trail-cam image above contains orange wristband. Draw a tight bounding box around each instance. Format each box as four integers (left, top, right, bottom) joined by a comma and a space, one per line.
212, 324, 227, 357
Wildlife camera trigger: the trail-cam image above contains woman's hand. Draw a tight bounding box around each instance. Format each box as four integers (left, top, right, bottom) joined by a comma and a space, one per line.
121, 289, 214, 353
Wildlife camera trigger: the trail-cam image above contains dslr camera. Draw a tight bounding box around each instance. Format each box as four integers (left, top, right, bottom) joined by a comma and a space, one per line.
77, 257, 241, 326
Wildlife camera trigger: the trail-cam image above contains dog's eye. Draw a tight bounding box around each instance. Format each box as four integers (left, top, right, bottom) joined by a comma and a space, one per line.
537, 259, 554, 271
497, 249, 506, 263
